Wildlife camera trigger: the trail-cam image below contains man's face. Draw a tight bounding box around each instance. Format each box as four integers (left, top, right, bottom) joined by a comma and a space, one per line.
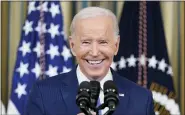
69, 16, 120, 79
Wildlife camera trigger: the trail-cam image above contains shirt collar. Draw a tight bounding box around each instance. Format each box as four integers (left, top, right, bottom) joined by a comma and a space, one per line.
76, 65, 113, 90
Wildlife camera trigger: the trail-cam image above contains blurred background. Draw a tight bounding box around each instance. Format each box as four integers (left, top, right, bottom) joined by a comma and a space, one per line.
1, 1, 184, 115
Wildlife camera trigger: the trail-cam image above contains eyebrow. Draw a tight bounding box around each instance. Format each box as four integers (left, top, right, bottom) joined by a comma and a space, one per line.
80, 37, 92, 41
80, 35, 109, 40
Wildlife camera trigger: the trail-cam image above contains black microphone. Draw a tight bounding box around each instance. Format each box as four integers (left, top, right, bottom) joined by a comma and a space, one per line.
103, 80, 119, 115
76, 81, 92, 115
90, 81, 100, 112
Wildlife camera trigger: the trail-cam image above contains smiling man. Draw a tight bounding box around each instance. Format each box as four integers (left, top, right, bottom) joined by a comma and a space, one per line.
69, 13, 119, 81
26, 7, 155, 115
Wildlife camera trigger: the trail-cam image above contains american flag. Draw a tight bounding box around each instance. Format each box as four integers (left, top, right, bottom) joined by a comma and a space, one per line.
7, 1, 74, 115
112, 1, 180, 115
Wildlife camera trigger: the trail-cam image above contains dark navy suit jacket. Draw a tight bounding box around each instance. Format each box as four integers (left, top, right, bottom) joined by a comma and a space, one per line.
25, 67, 155, 115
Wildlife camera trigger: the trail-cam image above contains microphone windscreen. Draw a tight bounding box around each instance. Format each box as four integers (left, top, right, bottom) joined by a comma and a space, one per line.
103, 80, 119, 112
103, 80, 118, 92
90, 81, 101, 110
90, 81, 100, 92
79, 81, 91, 90
76, 81, 91, 114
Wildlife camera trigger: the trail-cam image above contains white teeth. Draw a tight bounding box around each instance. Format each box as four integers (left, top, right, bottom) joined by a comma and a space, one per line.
87, 60, 103, 64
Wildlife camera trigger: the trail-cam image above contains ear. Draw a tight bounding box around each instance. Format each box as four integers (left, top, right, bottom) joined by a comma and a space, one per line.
114, 36, 120, 56
69, 36, 76, 56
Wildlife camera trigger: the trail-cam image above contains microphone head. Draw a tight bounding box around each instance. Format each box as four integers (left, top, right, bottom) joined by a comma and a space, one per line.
103, 80, 119, 111
76, 81, 91, 109
90, 81, 100, 110
90, 81, 100, 99
104, 80, 118, 94
78, 81, 91, 93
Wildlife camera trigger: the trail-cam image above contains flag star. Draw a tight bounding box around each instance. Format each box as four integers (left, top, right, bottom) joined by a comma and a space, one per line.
35, 21, 47, 35
16, 62, 29, 78
46, 44, 60, 59
118, 56, 126, 69
111, 61, 117, 71
19, 41, 31, 57
148, 56, 158, 69
49, 3, 60, 18
167, 66, 173, 76
14, 83, 27, 99
33, 42, 41, 57
28, 2, 36, 14
48, 23, 59, 39
23, 20, 33, 36
139, 54, 146, 66
46, 65, 58, 77
62, 66, 71, 73
36, 2, 48, 12
61, 46, 72, 61
127, 54, 137, 67
31, 63, 41, 79
158, 59, 167, 72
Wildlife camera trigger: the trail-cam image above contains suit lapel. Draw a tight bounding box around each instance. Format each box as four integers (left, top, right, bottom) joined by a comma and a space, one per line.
59, 68, 81, 115
112, 69, 130, 114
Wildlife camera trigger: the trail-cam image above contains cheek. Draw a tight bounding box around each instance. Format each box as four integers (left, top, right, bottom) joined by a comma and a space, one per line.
99, 45, 115, 56
75, 45, 91, 57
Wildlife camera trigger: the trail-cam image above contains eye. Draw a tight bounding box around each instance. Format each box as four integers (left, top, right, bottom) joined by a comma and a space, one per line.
99, 40, 108, 44
82, 41, 91, 45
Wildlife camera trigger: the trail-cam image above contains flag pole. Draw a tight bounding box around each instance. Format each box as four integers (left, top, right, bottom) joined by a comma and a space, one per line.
39, 1, 46, 80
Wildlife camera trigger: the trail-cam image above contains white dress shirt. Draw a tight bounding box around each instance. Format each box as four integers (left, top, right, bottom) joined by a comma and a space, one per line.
76, 65, 113, 114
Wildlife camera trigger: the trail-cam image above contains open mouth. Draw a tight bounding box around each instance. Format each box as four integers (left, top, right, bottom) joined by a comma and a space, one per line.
86, 59, 104, 65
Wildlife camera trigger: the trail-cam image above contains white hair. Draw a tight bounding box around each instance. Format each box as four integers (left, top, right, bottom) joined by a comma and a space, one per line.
70, 7, 119, 38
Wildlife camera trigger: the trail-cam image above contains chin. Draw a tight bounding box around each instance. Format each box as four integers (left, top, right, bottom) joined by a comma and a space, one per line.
88, 73, 102, 77
87, 71, 106, 79
88, 75, 103, 81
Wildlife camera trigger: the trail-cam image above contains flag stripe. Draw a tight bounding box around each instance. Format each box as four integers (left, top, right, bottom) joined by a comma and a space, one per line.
7, 1, 74, 114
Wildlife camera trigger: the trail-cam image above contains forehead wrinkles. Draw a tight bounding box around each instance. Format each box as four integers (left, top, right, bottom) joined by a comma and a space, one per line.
84, 28, 109, 38
81, 25, 112, 38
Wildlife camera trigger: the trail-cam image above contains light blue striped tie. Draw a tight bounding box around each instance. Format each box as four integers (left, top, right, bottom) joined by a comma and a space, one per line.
97, 97, 102, 115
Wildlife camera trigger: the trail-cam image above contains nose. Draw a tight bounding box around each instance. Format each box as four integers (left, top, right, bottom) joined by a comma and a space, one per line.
90, 42, 99, 56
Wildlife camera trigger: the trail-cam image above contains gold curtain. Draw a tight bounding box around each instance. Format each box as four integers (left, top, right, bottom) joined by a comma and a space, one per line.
2, 1, 9, 108
160, 2, 184, 114
180, 2, 184, 115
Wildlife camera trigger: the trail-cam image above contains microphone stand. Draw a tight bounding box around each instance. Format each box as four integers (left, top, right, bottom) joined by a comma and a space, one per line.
85, 110, 93, 115
81, 107, 92, 115
96, 103, 106, 115
96, 103, 115, 115
104, 109, 114, 115
79, 102, 92, 115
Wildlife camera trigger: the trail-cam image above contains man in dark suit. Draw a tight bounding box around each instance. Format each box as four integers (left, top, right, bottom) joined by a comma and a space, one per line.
26, 7, 155, 115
